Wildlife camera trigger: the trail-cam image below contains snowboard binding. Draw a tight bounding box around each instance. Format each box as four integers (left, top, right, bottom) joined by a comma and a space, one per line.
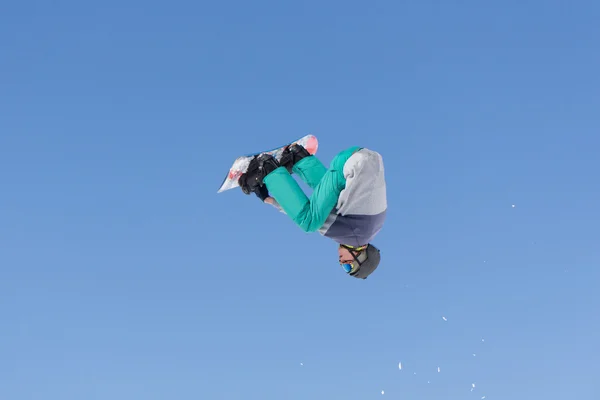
238, 153, 280, 200
217, 134, 318, 193
237, 143, 311, 202
280, 143, 310, 173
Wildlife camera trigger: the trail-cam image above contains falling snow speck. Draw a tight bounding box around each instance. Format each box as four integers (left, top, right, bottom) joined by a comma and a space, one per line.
442, 316, 447, 321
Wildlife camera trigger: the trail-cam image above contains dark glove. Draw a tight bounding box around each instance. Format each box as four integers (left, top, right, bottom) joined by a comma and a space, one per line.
254, 184, 270, 202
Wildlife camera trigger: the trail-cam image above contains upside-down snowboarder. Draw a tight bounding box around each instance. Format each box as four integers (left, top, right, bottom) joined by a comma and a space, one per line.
238, 143, 387, 279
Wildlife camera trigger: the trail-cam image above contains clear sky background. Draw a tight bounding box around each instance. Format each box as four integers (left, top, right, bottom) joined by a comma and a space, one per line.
2, 1, 599, 399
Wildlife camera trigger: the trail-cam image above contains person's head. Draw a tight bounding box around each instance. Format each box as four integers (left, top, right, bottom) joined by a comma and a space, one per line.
338, 243, 381, 279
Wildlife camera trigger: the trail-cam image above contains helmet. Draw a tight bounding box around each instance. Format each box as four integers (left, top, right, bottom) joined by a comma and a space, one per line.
340, 243, 381, 279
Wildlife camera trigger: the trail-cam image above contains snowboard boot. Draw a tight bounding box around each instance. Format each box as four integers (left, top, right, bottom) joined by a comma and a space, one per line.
280, 143, 311, 174
238, 153, 280, 196
255, 153, 280, 185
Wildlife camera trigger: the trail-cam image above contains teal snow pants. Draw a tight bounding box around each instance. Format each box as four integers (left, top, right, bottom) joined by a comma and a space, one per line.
263, 146, 361, 232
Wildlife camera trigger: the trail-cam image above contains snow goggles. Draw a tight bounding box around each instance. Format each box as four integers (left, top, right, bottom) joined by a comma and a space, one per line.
339, 244, 368, 274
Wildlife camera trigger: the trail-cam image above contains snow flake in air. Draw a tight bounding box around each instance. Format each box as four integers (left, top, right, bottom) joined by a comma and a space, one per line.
398, 362, 402, 370
442, 316, 447, 321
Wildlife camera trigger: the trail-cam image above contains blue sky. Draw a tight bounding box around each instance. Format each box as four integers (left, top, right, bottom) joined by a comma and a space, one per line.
1, 0, 599, 399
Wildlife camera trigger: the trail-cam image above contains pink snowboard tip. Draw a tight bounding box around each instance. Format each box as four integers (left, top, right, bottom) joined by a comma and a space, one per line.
305, 135, 318, 155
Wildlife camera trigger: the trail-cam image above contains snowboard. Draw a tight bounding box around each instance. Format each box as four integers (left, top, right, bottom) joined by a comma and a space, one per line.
217, 134, 319, 193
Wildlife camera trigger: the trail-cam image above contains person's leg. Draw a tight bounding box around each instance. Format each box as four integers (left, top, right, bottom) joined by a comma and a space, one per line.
293, 144, 361, 187
258, 145, 362, 231
292, 156, 327, 189
280, 144, 328, 189
263, 166, 345, 232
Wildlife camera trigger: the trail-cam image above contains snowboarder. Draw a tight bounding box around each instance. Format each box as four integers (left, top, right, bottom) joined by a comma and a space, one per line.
239, 143, 387, 279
